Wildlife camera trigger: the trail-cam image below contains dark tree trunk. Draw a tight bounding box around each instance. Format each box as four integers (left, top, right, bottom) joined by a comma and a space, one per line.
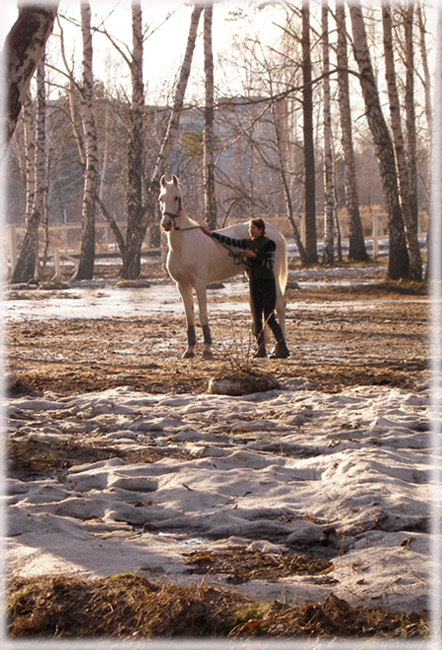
382, 5, 422, 280
122, 0, 145, 279
322, 0, 334, 265
121, 3, 203, 279
336, 2, 368, 262
301, 2, 317, 265
75, 2, 98, 280
403, 4, 422, 280
4, 4, 58, 144
349, 1, 409, 280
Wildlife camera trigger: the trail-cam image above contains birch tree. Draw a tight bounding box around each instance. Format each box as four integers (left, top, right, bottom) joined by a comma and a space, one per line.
349, 1, 409, 280
416, 1, 432, 132
322, 0, 334, 265
203, 3, 217, 228
75, 1, 99, 280
403, 4, 421, 278
4, 3, 58, 145
121, 2, 203, 278
382, 5, 422, 280
122, 0, 145, 279
11, 58, 47, 283
335, 1, 368, 262
302, 1, 318, 264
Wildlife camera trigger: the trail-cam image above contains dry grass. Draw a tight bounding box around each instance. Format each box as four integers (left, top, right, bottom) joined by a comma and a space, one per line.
184, 547, 333, 583
6, 573, 429, 640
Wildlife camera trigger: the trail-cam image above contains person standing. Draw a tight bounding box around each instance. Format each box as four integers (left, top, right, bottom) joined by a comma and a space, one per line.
201, 218, 290, 358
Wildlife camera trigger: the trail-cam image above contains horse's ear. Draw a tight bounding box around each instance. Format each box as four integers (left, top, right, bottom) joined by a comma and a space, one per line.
172, 174, 179, 186
160, 175, 167, 188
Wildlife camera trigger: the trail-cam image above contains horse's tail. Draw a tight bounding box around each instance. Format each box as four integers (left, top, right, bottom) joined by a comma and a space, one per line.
279, 236, 288, 295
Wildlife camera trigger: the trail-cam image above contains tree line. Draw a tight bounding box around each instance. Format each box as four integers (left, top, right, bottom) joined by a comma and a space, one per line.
4, 0, 433, 282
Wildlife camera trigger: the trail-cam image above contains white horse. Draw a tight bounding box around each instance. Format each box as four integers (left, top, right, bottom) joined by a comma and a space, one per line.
159, 174, 288, 358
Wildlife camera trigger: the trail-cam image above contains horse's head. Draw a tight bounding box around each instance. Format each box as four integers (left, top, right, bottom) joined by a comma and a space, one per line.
159, 174, 182, 232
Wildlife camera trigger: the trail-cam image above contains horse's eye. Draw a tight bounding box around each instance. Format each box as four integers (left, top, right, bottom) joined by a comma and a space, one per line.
175, 196, 179, 201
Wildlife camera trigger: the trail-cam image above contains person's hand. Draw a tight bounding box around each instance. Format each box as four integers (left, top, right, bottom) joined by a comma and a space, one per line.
245, 249, 256, 258
200, 225, 212, 236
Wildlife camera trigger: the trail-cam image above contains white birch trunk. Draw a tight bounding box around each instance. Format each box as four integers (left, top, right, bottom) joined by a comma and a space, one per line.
12, 58, 47, 282
382, 5, 422, 280
336, 2, 368, 262
75, 1, 98, 280
203, 4, 217, 229
349, 1, 409, 279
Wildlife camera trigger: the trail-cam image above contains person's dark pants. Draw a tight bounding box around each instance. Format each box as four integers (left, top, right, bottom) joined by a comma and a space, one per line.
250, 278, 284, 345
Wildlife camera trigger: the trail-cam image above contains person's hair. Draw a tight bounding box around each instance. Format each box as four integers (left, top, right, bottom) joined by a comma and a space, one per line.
250, 218, 266, 234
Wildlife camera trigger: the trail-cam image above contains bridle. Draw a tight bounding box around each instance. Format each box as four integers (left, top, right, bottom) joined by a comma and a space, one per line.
161, 196, 201, 232
162, 196, 182, 223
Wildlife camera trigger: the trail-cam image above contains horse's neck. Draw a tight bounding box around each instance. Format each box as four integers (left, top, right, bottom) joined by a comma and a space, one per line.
177, 208, 197, 229
168, 208, 196, 250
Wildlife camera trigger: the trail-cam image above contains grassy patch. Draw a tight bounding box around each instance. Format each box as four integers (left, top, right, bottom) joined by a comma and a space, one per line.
184, 547, 333, 583
6, 573, 429, 640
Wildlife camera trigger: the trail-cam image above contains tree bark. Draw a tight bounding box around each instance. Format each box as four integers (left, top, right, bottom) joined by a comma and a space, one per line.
4, 3, 58, 145
382, 5, 422, 280
12, 58, 47, 283
75, 1, 98, 280
349, 1, 409, 279
322, 0, 334, 265
301, 2, 317, 265
121, 2, 203, 279
403, 4, 421, 280
122, 0, 145, 279
417, 2, 432, 132
203, 4, 217, 229
335, 2, 368, 262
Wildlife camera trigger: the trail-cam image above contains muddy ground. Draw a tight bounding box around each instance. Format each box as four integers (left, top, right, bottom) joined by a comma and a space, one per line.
4, 263, 432, 642
6, 264, 429, 398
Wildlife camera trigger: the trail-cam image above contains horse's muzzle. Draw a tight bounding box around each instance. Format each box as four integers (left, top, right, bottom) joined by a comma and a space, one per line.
161, 216, 172, 232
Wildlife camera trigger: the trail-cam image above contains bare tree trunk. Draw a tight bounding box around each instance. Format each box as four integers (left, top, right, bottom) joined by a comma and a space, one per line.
429, 7, 442, 282
382, 5, 422, 280
272, 100, 306, 262
349, 1, 409, 280
203, 4, 217, 229
4, 4, 58, 145
322, 0, 334, 265
12, 58, 47, 283
121, 2, 203, 279
336, 2, 368, 262
302, 1, 317, 265
417, 2, 432, 132
121, 0, 145, 279
75, 1, 98, 280
23, 93, 36, 221
404, 3, 421, 280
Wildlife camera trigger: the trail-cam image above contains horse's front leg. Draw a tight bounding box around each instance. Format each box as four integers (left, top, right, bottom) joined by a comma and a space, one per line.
177, 282, 196, 358
194, 280, 213, 359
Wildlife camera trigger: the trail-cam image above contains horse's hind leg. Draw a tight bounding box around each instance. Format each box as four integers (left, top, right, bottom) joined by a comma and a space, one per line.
177, 282, 196, 358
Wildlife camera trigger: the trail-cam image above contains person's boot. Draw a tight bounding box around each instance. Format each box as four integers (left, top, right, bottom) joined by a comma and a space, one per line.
253, 333, 267, 358
254, 343, 267, 358
269, 338, 290, 359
